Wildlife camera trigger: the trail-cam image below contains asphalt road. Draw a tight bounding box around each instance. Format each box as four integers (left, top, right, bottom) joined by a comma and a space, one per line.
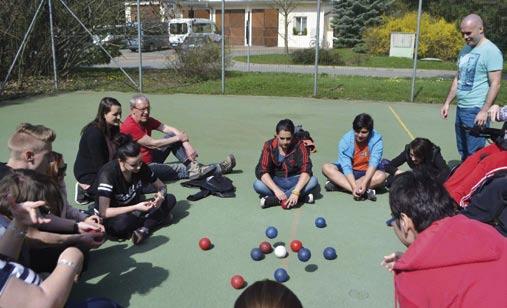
93, 48, 456, 79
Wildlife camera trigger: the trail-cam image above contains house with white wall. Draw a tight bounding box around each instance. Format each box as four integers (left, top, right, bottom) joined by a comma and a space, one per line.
124, 0, 334, 48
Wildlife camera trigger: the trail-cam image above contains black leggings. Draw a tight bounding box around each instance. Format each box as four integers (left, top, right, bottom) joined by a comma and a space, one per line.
105, 194, 176, 239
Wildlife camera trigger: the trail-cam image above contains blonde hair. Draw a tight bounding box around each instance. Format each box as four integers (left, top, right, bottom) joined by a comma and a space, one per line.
7, 123, 56, 158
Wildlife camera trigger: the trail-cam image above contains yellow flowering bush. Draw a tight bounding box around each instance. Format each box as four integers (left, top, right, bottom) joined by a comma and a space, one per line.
363, 12, 463, 61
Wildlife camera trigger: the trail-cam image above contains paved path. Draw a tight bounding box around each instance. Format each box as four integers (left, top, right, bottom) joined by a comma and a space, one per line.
94, 48, 456, 79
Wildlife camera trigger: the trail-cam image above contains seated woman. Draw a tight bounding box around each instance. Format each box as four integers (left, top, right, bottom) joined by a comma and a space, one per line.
384, 137, 450, 187
322, 113, 386, 201
0, 173, 119, 308
254, 119, 318, 209
93, 135, 176, 245
0, 169, 104, 273
74, 97, 122, 204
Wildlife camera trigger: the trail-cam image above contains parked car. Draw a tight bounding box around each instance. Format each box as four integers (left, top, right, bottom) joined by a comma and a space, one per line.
127, 22, 169, 52
169, 18, 221, 48
175, 34, 220, 52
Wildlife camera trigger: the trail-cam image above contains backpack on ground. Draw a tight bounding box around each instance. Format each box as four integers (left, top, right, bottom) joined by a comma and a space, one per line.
181, 174, 236, 201
294, 124, 317, 153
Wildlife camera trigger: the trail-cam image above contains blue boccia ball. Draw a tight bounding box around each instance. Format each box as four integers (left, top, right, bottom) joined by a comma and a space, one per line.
297, 247, 311, 262
265, 226, 278, 239
274, 268, 289, 283
323, 247, 337, 260
250, 248, 264, 261
315, 217, 327, 228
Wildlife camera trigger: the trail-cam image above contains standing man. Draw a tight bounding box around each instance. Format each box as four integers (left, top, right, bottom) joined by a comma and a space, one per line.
441, 14, 503, 161
120, 94, 235, 182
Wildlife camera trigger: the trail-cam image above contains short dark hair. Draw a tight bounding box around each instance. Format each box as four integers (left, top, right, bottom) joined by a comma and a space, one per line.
234, 279, 302, 308
409, 138, 434, 163
276, 119, 295, 134
115, 134, 141, 160
389, 171, 456, 232
352, 113, 374, 132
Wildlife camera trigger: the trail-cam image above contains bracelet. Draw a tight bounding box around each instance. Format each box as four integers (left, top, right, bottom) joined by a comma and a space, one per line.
7, 224, 27, 238
57, 259, 77, 270
158, 186, 167, 196
292, 190, 300, 196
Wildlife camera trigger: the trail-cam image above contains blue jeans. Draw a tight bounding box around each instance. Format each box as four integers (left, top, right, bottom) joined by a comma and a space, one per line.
455, 107, 488, 161
149, 133, 220, 181
253, 175, 319, 197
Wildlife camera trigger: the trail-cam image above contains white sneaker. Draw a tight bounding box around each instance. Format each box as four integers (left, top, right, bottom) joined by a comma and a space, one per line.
305, 193, 315, 204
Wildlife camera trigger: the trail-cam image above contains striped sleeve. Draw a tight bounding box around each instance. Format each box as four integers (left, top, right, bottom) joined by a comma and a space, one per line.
298, 141, 312, 174
0, 260, 41, 296
96, 169, 115, 199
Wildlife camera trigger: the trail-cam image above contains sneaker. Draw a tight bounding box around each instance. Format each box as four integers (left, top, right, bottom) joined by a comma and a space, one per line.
75, 183, 92, 205
218, 154, 236, 174
260, 196, 280, 209
304, 193, 315, 204
187, 161, 216, 180
132, 227, 150, 245
324, 180, 340, 192
365, 189, 377, 202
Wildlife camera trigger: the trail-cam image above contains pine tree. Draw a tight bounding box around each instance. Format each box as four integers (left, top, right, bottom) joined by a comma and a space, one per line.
331, 0, 391, 48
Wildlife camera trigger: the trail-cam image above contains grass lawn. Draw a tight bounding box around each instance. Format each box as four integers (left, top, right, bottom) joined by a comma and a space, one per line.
234, 48, 507, 71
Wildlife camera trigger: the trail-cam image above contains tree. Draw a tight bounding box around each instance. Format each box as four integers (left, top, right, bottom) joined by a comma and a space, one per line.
1, 0, 124, 88
391, 0, 506, 53
331, 0, 391, 48
272, 0, 297, 55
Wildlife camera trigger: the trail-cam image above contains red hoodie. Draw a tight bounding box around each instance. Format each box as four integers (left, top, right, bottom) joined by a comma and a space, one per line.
393, 215, 507, 308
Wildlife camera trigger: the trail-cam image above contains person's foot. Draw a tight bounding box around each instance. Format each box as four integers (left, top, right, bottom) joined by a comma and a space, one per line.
218, 154, 236, 174
365, 188, 377, 202
132, 227, 150, 245
324, 180, 340, 192
187, 161, 216, 180
260, 196, 280, 209
75, 183, 93, 205
304, 193, 315, 204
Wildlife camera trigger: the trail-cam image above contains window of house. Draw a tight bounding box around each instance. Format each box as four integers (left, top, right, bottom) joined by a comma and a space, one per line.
293, 16, 307, 36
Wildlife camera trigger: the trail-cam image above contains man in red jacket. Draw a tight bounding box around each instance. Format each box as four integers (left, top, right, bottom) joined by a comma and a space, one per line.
383, 171, 507, 307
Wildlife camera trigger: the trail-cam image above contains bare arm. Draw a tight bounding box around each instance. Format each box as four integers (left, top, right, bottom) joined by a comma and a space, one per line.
0, 247, 83, 308
475, 70, 502, 126
441, 75, 458, 119
98, 196, 153, 219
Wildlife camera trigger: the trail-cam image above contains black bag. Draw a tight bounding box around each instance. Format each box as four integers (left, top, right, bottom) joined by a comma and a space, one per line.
181, 174, 236, 201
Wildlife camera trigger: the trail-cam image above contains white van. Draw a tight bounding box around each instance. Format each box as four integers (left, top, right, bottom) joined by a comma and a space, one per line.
168, 18, 220, 47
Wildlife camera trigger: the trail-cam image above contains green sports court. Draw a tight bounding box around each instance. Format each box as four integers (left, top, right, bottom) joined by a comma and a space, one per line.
0, 92, 464, 307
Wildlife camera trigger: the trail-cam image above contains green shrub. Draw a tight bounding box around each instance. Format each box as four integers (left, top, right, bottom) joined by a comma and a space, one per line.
171, 41, 230, 81
290, 49, 344, 65
363, 12, 462, 61
351, 43, 368, 54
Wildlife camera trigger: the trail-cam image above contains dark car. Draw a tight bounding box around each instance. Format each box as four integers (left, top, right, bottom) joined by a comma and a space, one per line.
127, 22, 169, 52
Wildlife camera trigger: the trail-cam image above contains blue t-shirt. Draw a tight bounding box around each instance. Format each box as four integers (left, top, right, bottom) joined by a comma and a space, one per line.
456, 39, 503, 108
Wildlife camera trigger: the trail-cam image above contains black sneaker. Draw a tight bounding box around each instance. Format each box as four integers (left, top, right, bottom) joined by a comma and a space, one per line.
365, 189, 377, 202
324, 180, 340, 192
75, 183, 93, 205
304, 193, 315, 204
260, 196, 280, 209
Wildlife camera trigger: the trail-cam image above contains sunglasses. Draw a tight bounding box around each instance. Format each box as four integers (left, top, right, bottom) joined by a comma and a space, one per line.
385, 216, 396, 227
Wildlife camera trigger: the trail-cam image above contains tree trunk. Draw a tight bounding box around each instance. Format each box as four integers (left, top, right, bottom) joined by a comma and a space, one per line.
284, 15, 289, 55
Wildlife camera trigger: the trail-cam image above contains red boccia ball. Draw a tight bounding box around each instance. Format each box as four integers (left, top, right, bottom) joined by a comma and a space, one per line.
290, 240, 303, 252
259, 241, 273, 254
199, 237, 212, 250
281, 199, 289, 209
230, 275, 245, 289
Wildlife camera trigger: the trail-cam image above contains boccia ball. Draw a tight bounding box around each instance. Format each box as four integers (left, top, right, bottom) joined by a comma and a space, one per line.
274, 245, 287, 258
274, 268, 289, 283
199, 237, 212, 250
259, 241, 273, 254
290, 240, 303, 252
265, 226, 278, 239
250, 248, 264, 261
315, 217, 327, 228
323, 247, 337, 260
298, 247, 311, 262
281, 199, 289, 209
230, 275, 245, 289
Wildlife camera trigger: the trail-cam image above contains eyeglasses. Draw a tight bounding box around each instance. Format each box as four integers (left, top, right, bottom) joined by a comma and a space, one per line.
133, 106, 150, 113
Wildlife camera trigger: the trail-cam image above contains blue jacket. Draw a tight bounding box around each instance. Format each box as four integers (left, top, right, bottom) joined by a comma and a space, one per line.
335, 129, 383, 176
